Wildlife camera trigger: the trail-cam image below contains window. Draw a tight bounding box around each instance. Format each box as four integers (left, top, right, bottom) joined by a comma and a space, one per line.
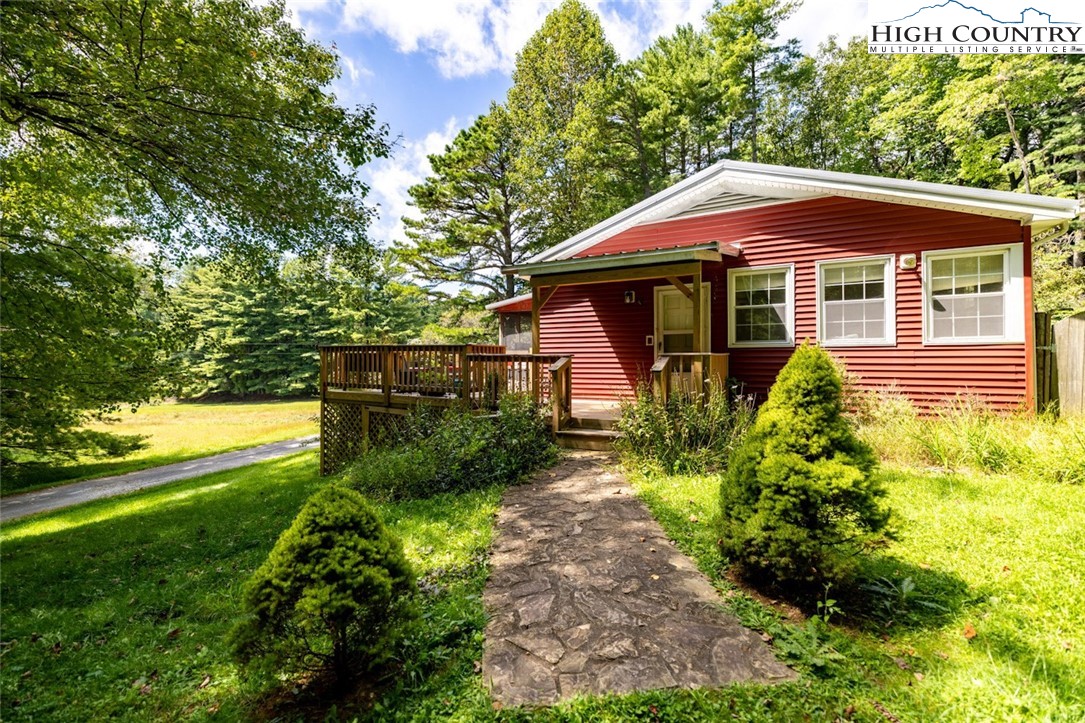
923, 244, 1024, 344
817, 256, 895, 346
728, 265, 794, 347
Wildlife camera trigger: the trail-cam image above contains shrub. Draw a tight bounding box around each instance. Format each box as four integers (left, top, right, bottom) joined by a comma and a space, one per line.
719, 343, 892, 591
231, 486, 416, 682
343, 445, 440, 501
615, 381, 756, 475
340, 395, 556, 500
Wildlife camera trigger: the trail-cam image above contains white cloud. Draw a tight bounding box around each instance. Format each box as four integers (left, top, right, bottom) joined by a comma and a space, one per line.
334, 0, 718, 78
365, 117, 462, 246
339, 53, 373, 84
779, 0, 869, 52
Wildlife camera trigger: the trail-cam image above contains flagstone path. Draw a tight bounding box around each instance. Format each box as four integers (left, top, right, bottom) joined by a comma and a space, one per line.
482, 451, 795, 707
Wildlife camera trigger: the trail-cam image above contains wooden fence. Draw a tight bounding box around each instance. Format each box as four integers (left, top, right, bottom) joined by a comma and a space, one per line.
1035, 312, 1058, 411
1035, 311, 1085, 416
1054, 312, 1085, 416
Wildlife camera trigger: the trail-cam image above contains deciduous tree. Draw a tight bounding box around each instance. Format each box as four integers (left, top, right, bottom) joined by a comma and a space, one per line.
1, 0, 388, 460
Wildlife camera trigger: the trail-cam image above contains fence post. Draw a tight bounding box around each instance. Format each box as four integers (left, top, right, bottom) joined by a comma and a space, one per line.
459, 347, 470, 402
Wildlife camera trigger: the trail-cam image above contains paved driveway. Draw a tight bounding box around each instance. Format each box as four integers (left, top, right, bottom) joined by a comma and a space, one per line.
1, 436, 319, 523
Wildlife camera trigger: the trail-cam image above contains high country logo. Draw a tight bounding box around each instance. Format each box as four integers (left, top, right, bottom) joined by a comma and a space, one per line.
868, 0, 1084, 54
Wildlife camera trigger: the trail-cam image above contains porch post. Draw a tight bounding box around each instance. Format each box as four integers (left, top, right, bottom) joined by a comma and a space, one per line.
692, 265, 705, 396
531, 285, 541, 354
692, 265, 703, 354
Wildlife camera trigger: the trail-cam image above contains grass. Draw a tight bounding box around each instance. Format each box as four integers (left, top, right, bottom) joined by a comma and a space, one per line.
4, 411, 1083, 721
1, 399, 319, 496
0, 451, 503, 721
626, 463, 1085, 721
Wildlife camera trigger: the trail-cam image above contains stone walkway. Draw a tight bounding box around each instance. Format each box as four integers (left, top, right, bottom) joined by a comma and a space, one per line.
1, 436, 318, 522
482, 452, 795, 707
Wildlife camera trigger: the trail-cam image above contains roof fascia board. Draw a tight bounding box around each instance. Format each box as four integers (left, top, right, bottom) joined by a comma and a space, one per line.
484, 293, 532, 311
508, 242, 723, 279
722, 166, 1079, 224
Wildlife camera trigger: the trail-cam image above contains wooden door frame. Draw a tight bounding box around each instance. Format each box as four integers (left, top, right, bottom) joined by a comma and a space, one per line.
653, 282, 711, 359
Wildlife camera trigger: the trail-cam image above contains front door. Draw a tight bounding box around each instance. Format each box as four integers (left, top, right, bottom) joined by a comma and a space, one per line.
654, 284, 710, 392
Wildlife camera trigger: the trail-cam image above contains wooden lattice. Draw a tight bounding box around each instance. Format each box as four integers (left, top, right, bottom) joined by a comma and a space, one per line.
320, 400, 364, 475
367, 408, 410, 448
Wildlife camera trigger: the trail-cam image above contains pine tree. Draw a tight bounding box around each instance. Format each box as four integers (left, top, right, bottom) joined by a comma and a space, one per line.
719, 344, 891, 590
507, 0, 619, 248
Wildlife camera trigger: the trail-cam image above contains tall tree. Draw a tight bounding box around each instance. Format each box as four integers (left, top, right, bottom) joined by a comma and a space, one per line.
1, 0, 389, 461
171, 255, 437, 398
399, 104, 538, 300
620, 25, 734, 190
507, 0, 618, 248
706, 0, 801, 162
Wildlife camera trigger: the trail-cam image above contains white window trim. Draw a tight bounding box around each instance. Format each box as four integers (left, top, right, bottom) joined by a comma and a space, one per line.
727, 264, 796, 348
815, 255, 897, 348
921, 243, 1025, 345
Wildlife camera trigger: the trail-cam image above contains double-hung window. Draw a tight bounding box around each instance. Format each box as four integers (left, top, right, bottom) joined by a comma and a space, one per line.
923, 244, 1024, 344
728, 265, 794, 347
817, 256, 895, 346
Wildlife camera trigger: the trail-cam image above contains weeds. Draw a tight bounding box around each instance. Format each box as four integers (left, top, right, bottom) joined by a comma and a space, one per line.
851, 389, 1085, 484
614, 381, 756, 475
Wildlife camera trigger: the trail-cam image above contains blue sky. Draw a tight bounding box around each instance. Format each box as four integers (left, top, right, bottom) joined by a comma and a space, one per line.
283, 0, 869, 247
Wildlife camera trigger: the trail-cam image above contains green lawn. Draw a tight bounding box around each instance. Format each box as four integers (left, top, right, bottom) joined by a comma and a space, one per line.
0, 451, 502, 721
628, 465, 1085, 722
3, 444, 1082, 720
1, 400, 319, 496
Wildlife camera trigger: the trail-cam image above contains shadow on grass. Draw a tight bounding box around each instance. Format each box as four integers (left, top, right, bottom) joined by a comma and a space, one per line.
842, 555, 975, 633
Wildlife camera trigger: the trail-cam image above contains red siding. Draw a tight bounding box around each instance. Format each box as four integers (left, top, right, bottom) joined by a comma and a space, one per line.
541, 196, 1031, 409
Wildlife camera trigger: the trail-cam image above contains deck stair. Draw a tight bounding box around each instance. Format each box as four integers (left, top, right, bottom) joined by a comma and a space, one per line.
556, 416, 621, 451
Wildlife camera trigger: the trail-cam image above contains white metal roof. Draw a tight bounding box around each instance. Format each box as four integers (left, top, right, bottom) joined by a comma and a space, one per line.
484, 293, 532, 311
529, 160, 1082, 263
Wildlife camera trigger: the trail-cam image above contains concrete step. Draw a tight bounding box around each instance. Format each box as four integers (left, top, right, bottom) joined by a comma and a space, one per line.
564, 416, 618, 431
556, 428, 621, 451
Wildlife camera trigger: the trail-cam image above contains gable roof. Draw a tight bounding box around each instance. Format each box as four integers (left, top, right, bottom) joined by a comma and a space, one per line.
528, 161, 1081, 263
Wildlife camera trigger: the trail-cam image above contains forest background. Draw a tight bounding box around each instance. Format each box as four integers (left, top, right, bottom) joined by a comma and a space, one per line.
2, 0, 1082, 465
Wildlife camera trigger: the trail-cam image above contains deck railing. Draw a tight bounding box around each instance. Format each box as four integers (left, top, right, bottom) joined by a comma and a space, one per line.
320, 344, 571, 413
651, 353, 729, 404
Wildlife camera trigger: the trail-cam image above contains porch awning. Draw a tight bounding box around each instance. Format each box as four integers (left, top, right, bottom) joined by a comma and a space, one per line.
504, 241, 740, 283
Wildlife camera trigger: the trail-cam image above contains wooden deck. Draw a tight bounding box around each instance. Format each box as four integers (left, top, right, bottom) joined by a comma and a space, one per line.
319, 344, 572, 474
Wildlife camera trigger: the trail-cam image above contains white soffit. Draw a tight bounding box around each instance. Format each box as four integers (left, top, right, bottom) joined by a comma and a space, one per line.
530, 160, 1081, 263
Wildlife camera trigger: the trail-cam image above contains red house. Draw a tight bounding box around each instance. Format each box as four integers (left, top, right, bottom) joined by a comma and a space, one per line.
504, 161, 1080, 412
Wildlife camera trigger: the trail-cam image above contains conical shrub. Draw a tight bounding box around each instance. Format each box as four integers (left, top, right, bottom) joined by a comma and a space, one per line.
232, 486, 415, 681
719, 343, 891, 590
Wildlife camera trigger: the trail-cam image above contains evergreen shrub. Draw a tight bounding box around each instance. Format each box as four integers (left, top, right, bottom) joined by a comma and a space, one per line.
718, 343, 892, 590
231, 486, 416, 681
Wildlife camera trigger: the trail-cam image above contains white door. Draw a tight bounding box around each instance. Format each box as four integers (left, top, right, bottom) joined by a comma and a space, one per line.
654, 284, 710, 391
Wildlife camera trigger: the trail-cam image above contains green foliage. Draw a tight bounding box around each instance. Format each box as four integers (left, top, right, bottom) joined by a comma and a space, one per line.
615, 382, 756, 475
170, 256, 435, 398
1, 0, 389, 460
341, 395, 556, 501
705, 0, 801, 163
506, 0, 619, 248
853, 390, 1085, 485
232, 485, 415, 682
719, 344, 892, 590
400, 104, 539, 300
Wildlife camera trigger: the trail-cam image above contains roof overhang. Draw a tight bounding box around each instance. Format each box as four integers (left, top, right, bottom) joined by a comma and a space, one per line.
485, 293, 532, 313
506, 241, 739, 282
529, 161, 1082, 263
